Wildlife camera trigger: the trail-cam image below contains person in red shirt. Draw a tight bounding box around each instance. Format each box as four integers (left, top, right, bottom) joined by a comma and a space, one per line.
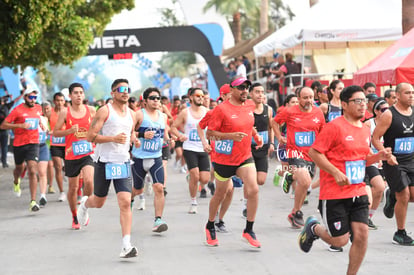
273, 86, 325, 228
53, 83, 96, 229
1, 89, 43, 211
299, 85, 395, 275
203, 77, 263, 249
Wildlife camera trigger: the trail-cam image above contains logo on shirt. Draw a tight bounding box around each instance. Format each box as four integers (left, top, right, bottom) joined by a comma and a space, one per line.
294, 118, 301, 122
334, 221, 341, 231
248, 111, 254, 116
402, 122, 414, 134
231, 115, 238, 119
312, 117, 320, 124
345, 136, 354, 141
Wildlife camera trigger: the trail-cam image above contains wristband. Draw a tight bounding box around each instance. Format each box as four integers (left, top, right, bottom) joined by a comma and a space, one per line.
138, 132, 145, 138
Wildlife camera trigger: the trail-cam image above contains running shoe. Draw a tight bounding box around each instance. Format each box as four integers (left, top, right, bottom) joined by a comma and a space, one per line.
200, 189, 207, 198
77, 196, 89, 226
368, 218, 378, 230
303, 195, 309, 205
39, 196, 47, 207
137, 198, 145, 211
242, 230, 261, 248
72, 216, 81, 230
392, 230, 414, 246
152, 218, 168, 233
13, 179, 21, 197
119, 246, 138, 258
48, 186, 56, 194
29, 200, 40, 212
383, 188, 395, 219
58, 192, 66, 202
283, 172, 293, 194
163, 187, 168, 197
215, 220, 228, 233
273, 169, 282, 187
188, 204, 197, 214
207, 181, 215, 195
288, 210, 305, 228
298, 216, 320, 253
205, 227, 219, 246
328, 245, 343, 252
180, 166, 187, 174
242, 208, 247, 218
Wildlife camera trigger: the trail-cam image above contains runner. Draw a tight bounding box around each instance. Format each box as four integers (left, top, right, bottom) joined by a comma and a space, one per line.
320, 80, 344, 122
204, 77, 263, 248
77, 78, 138, 258
131, 87, 169, 233
53, 83, 96, 229
272, 86, 325, 228
0, 89, 42, 211
171, 87, 212, 214
372, 82, 414, 245
38, 103, 51, 207
299, 85, 395, 275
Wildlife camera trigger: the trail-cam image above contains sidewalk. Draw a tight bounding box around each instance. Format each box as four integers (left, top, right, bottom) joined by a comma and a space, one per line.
0, 159, 413, 275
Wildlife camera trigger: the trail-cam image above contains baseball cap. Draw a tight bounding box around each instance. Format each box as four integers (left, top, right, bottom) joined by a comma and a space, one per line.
219, 84, 230, 97
230, 77, 252, 88
366, 93, 378, 102
273, 52, 280, 59
23, 88, 39, 96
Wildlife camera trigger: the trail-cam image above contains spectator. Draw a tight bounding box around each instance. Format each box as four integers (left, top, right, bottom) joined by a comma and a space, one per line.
363, 82, 377, 96
235, 56, 247, 78
384, 89, 397, 106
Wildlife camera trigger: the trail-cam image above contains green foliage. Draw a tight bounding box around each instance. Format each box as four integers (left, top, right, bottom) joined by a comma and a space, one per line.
158, 52, 197, 78
0, 0, 134, 72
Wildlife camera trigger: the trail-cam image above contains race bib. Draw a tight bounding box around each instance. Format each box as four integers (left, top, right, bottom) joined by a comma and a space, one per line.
328, 111, 341, 122
188, 129, 201, 142
72, 140, 93, 156
345, 160, 366, 184
142, 139, 161, 152
25, 118, 39, 130
105, 163, 130, 180
252, 130, 268, 145
39, 132, 47, 143
394, 137, 414, 154
295, 131, 315, 147
52, 136, 65, 144
215, 139, 233, 155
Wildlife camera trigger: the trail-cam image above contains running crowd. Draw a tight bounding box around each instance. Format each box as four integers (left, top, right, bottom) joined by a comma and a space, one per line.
1, 77, 413, 274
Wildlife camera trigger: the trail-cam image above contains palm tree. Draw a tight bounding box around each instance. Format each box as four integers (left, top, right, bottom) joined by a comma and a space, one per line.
203, 0, 260, 44
259, 0, 269, 35
402, 0, 414, 34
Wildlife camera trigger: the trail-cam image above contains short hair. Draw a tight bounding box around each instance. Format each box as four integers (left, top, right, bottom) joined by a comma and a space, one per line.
68, 83, 84, 94
384, 89, 395, 98
363, 82, 376, 90
188, 87, 203, 96
161, 95, 168, 101
296, 86, 309, 97
53, 92, 64, 100
41, 101, 51, 108
143, 87, 161, 100
340, 85, 364, 102
173, 95, 180, 102
128, 97, 136, 103
249, 82, 263, 92
284, 94, 297, 106
111, 79, 129, 90
311, 81, 321, 90
395, 82, 411, 94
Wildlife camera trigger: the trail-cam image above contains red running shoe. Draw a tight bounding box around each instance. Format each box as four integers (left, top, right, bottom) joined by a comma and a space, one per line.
205, 227, 219, 246
72, 217, 81, 230
242, 231, 261, 248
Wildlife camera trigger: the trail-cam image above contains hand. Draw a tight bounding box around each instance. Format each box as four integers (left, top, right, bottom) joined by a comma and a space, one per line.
333, 170, 350, 186
203, 142, 212, 153
268, 143, 275, 156
254, 135, 263, 149
178, 134, 187, 142
113, 132, 127, 144
144, 131, 155, 139
386, 154, 398, 166
71, 124, 79, 134
231, 132, 248, 142
21, 122, 31, 129
134, 138, 141, 148
278, 136, 287, 145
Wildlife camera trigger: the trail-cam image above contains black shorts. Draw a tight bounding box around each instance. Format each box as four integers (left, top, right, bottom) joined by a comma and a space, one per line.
93, 161, 132, 197
50, 146, 65, 159
64, 156, 93, 178
213, 157, 255, 181
364, 166, 382, 187
253, 154, 268, 173
318, 195, 369, 237
132, 157, 164, 190
287, 158, 315, 178
175, 141, 183, 148
383, 161, 414, 193
13, 144, 39, 165
162, 146, 171, 161
183, 150, 210, 171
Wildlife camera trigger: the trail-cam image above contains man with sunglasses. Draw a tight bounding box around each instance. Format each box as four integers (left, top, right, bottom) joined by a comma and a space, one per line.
203, 77, 263, 248
372, 82, 414, 246
53, 83, 96, 229
171, 87, 212, 214
301, 85, 394, 274
78, 79, 138, 258
1, 89, 43, 211
131, 87, 169, 233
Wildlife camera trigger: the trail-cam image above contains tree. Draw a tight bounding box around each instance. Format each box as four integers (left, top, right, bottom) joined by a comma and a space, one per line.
402, 0, 414, 34
0, 0, 134, 72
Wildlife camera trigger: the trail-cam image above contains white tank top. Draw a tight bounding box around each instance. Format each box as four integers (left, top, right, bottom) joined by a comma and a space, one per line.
183, 107, 206, 152
93, 103, 133, 163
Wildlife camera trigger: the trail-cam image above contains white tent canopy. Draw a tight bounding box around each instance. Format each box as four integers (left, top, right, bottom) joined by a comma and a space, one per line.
253, 0, 402, 57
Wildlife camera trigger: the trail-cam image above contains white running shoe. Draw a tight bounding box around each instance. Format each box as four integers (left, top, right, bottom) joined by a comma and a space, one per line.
58, 192, 66, 202
188, 204, 197, 214
119, 246, 138, 258
77, 196, 89, 226
137, 198, 145, 210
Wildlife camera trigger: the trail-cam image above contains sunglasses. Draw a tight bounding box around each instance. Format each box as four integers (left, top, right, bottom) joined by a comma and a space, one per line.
113, 86, 131, 94
232, 85, 250, 91
28, 95, 37, 100
148, 95, 160, 101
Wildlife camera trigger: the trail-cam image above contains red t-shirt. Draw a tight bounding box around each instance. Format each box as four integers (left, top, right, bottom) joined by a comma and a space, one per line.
65, 106, 94, 160
207, 100, 255, 165
274, 105, 325, 161
311, 116, 370, 200
6, 103, 42, 146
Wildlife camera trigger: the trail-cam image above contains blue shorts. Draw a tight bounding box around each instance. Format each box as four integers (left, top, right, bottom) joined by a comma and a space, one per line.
132, 157, 164, 190
38, 143, 50, 162
93, 161, 132, 197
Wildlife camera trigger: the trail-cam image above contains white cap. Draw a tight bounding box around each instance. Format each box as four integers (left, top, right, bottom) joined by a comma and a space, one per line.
24, 88, 39, 95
